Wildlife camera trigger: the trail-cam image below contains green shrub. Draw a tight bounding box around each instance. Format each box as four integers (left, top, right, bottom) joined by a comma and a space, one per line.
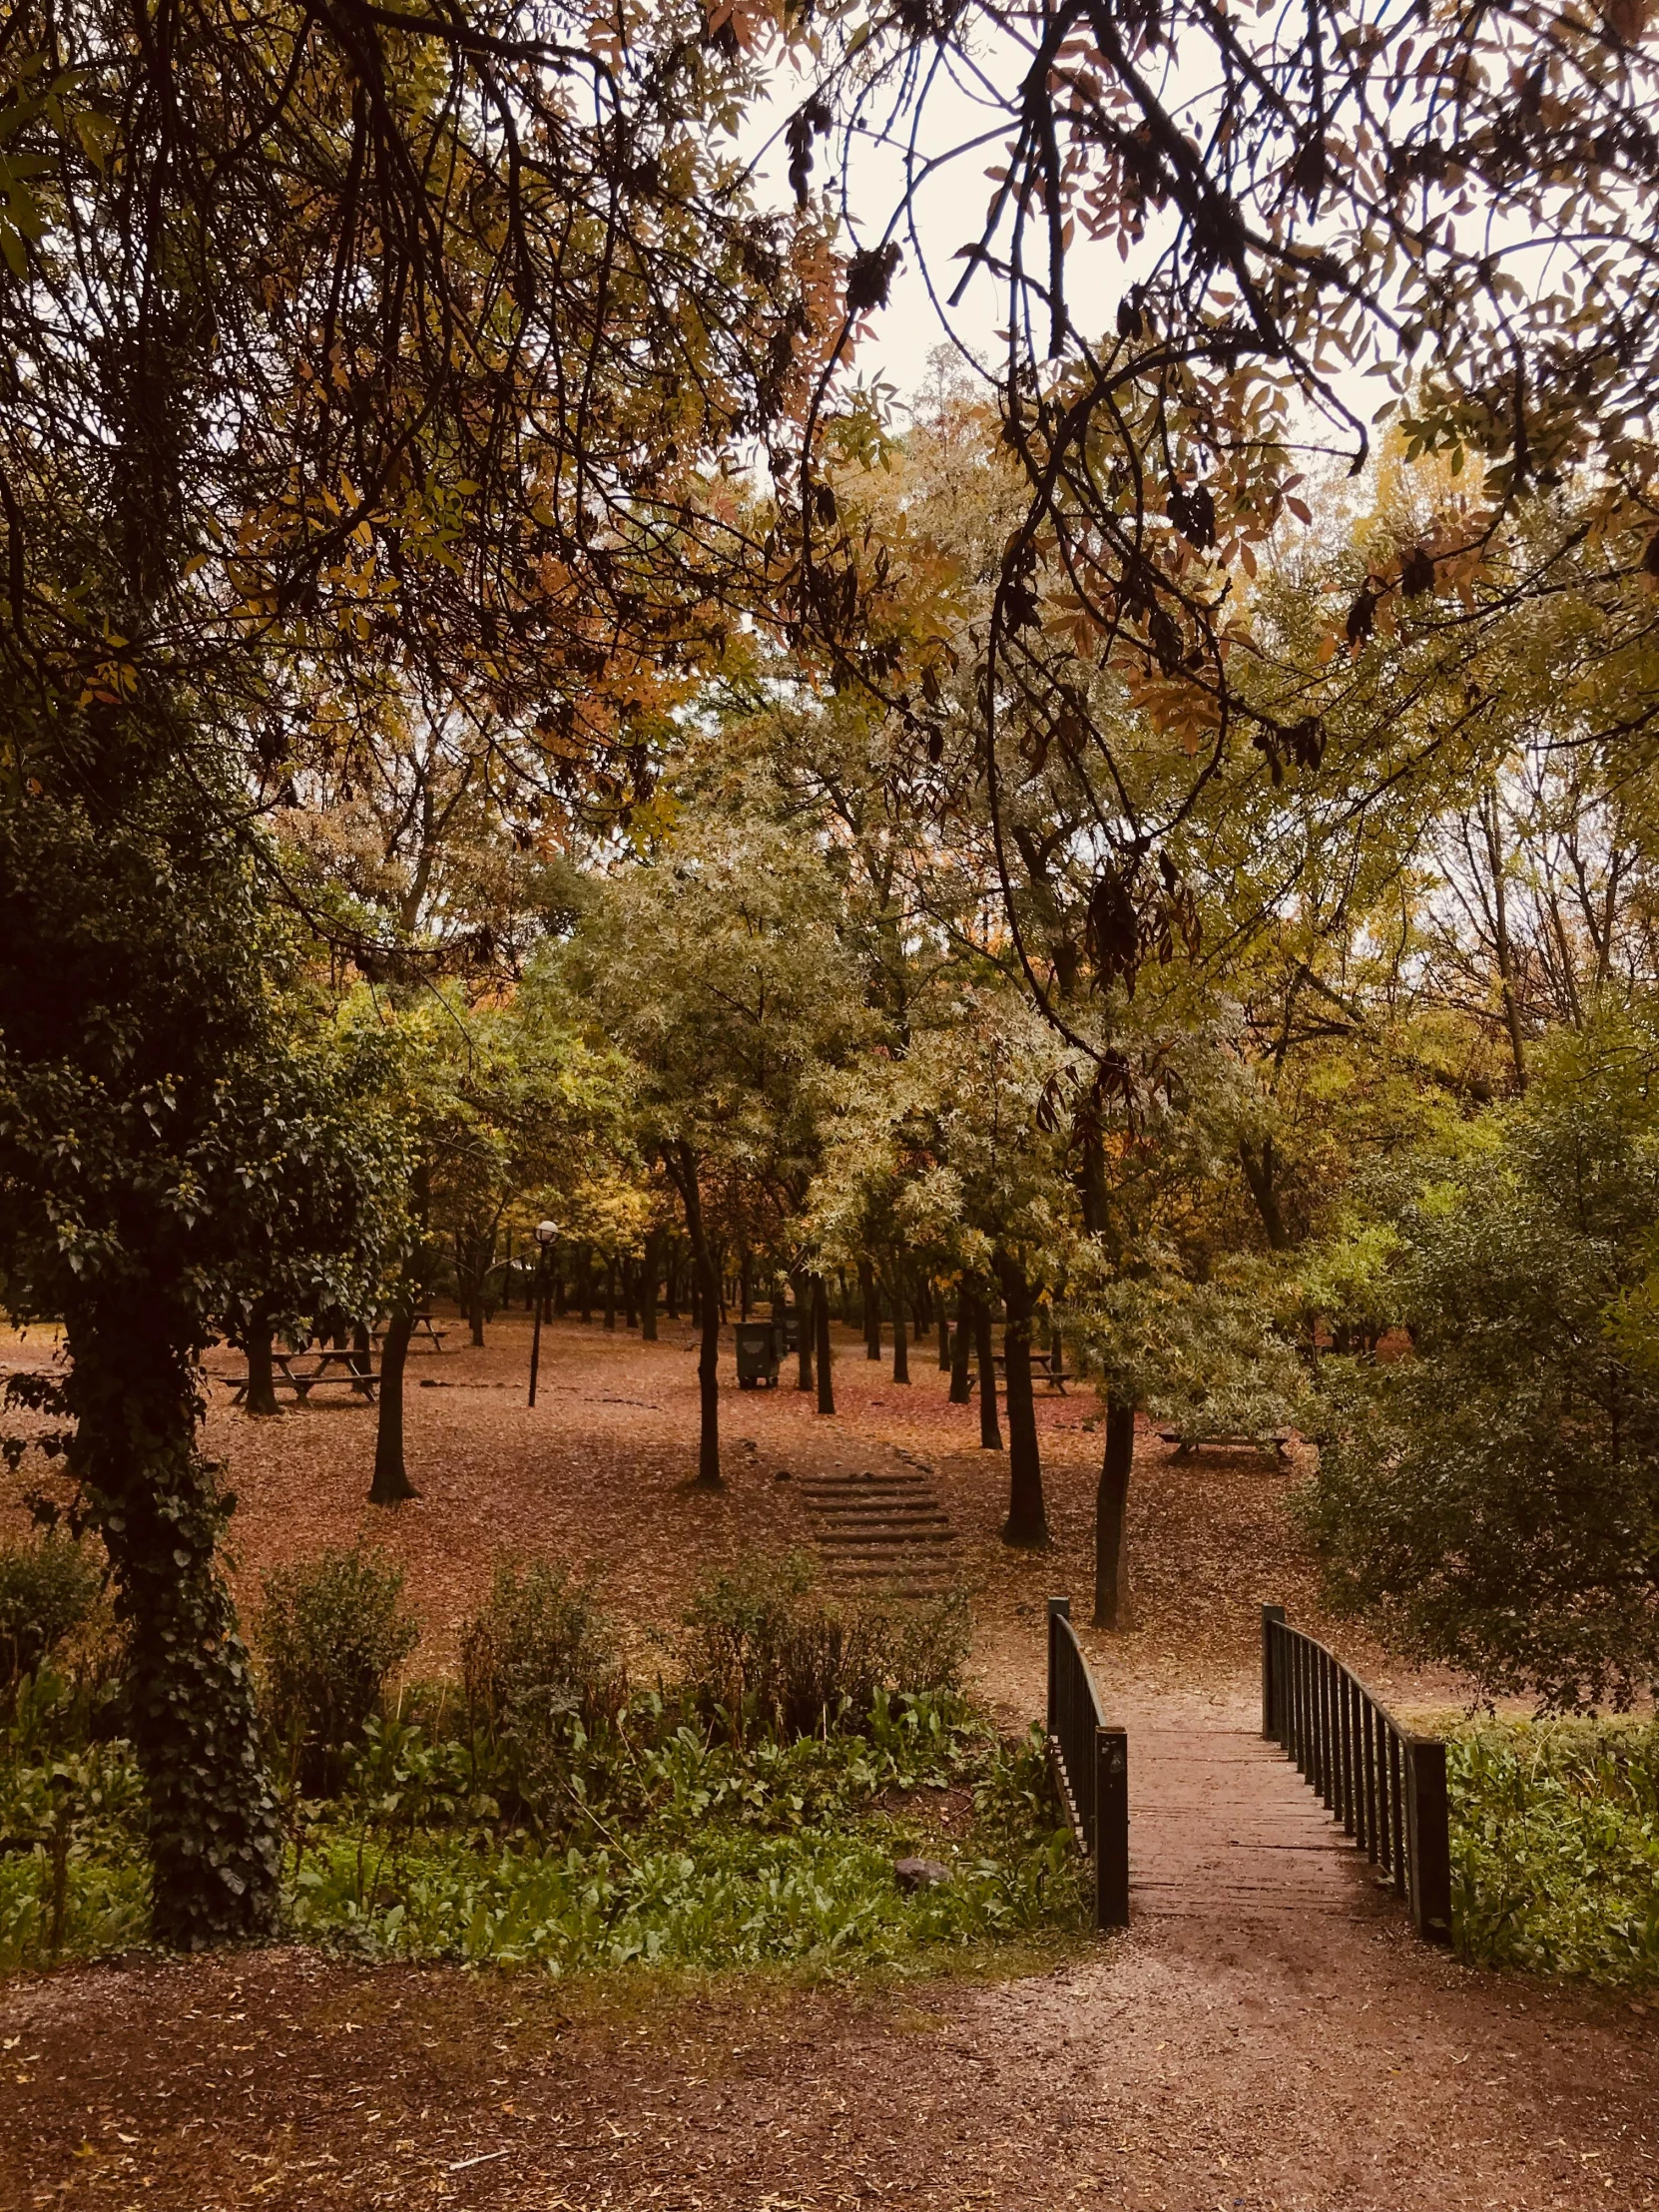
1449, 1719, 1659, 1986
259, 1546, 419, 1792
0, 1532, 104, 1699
679, 1555, 969, 1743
459, 1560, 624, 1817
461, 1558, 621, 1742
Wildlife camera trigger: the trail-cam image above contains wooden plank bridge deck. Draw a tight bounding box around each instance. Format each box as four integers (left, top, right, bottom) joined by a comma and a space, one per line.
1122, 1709, 1394, 1929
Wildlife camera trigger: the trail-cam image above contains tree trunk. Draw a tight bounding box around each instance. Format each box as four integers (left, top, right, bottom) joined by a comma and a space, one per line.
996, 1260, 1047, 1544
69, 1316, 282, 1946
1482, 784, 1529, 1092
468, 1282, 486, 1348
814, 1273, 834, 1415
664, 1249, 680, 1321
370, 1301, 419, 1505
641, 1230, 661, 1342
669, 1140, 722, 1487
792, 1271, 815, 1391
603, 1258, 617, 1331
1094, 1392, 1135, 1628
948, 1288, 973, 1403
936, 1284, 951, 1370
859, 1257, 880, 1359
623, 1260, 638, 1330
242, 1301, 280, 1418
1240, 1137, 1292, 1253
890, 1273, 910, 1384
579, 1246, 593, 1323
695, 1257, 721, 1485
971, 1286, 1001, 1447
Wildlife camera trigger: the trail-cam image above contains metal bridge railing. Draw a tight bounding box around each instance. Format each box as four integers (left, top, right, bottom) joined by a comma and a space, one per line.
1046, 1597, 1129, 1929
1262, 1605, 1451, 1944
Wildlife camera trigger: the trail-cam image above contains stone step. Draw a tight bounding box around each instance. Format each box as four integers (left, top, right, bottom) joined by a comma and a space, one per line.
813, 1513, 953, 1530
823, 1530, 959, 1548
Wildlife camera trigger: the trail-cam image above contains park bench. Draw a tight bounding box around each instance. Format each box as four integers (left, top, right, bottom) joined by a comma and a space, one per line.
230, 1348, 380, 1404
1156, 1426, 1294, 1463
993, 1348, 1075, 1393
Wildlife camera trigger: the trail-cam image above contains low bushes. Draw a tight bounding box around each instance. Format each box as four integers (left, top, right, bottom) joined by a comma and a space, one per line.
258, 1546, 420, 1793
0, 1549, 1082, 1974
0, 1531, 104, 1700
679, 1554, 969, 1742
1449, 1720, 1659, 1986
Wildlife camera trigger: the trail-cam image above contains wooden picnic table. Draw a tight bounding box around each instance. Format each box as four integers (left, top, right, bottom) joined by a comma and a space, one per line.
371, 1311, 449, 1354
230, 1348, 380, 1404
1156, 1426, 1293, 1463
992, 1348, 1075, 1393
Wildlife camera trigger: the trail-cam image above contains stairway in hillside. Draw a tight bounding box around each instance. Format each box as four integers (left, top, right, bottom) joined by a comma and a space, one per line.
798, 1464, 957, 1600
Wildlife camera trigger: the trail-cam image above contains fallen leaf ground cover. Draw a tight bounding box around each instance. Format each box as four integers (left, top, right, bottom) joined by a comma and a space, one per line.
5, 1309, 1658, 2209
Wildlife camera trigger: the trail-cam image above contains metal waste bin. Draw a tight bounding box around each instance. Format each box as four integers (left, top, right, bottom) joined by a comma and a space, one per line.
735, 1320, 781, 1388
777, 1307, 802, 1355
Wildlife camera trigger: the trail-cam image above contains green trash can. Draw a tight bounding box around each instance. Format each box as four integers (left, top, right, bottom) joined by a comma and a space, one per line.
735, 1320, 781, 1388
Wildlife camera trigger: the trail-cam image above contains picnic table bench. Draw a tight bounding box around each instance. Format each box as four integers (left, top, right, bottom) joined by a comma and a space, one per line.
372, 1311, 449, 1353
1156, 1426, 1294, 1463
993, 1348, 1075, 1393
230, 1348, 380, 1404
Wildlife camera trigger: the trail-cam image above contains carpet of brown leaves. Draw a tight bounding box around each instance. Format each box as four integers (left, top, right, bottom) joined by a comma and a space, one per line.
6, 1310, 1642, 2212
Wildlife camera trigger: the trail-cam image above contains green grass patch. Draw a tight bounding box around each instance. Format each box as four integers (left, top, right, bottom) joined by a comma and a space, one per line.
1448, 1718, 1659, 1986
0, 1688, 1087, 1977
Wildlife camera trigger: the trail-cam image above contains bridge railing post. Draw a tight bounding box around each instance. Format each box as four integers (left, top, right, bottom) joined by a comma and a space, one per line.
1405, 1737, 1452, 1944
1094, 1724, 1129, 1929
1261, 1603, 1286, 1740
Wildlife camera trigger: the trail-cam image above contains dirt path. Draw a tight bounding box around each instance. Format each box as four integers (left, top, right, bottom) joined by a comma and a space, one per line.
5, 1314, 1657, 2208
2, 1887, 1654, 2211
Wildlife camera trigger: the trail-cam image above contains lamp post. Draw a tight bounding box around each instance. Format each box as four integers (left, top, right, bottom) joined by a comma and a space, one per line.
528, 1219, 558, 1407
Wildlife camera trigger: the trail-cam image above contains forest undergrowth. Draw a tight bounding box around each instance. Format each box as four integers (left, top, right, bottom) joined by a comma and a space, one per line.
0, 1546, 1086, 1978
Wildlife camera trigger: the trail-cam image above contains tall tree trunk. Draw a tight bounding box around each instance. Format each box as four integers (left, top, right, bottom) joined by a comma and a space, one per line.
242, 1300, 280, 1418
948, 1288, 973, 1402
623, 1260, 638, 1330
859, 1258, 881, 1359
70, 1316, 282, 1945
1094, 1392, 1135, 1628
971, 1285, 1001, 1447
665, 1248, 681, 1321
370, 1300, 419, 1505
468, 1282, 486, 1348
890, 1271, 910, 1384
936, 1284, 952, 1370
1239, 1137, 1292, 1253
1481, 785, 1529, 1092
578, 1246, 593, 1323
603, 1258, 617, 1331
641, 1229, 661, 1342
996, 1260, 1047, 1544
670, 1141, 722, 1487
791, 1271, 815, 1391
814, 1273, 835, 1415
552, 1253, 567, 1316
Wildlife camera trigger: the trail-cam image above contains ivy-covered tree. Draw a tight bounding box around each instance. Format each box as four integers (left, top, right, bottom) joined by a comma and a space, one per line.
0, 696, 406, 1944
